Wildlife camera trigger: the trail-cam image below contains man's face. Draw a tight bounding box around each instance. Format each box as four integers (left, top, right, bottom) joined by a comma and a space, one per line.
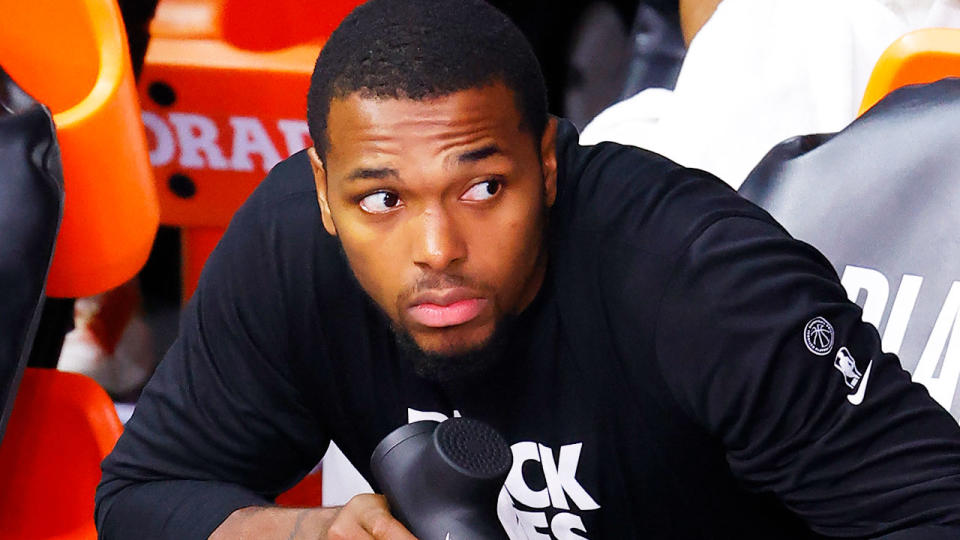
310, 82, 558, 358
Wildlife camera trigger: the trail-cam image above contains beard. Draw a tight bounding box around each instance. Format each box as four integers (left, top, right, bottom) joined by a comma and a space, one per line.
332, 230, 534, 383
390, 313, 519, 383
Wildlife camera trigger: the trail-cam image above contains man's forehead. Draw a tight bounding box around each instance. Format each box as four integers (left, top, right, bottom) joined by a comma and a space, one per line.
325, 83, 527, 150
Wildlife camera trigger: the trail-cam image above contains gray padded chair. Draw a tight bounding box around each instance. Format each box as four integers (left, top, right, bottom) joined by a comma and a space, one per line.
0, 67, 64, 442
739, 78, 960, 419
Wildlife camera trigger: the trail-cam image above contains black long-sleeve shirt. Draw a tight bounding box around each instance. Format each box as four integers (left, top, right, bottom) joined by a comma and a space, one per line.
96, 121, 960, 538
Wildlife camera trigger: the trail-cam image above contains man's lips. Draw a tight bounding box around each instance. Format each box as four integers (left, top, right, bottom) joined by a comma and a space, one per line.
406, 288, 488, 328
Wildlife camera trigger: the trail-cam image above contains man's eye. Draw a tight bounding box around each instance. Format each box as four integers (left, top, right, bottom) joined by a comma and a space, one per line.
359, 191, 402, 213
461, 180, 502, 202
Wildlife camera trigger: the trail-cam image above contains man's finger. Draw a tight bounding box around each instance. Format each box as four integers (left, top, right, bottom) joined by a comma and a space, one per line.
338, 494, 417, 540
326, 518, 375, 540
357, 495, 417, 540
362, 508, 418, 540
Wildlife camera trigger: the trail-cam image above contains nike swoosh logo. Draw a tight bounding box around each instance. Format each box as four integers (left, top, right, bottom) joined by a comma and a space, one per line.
847, 360, 874, 405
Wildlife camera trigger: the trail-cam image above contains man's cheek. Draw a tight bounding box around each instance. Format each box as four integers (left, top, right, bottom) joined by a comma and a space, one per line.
340, 242, 398, 314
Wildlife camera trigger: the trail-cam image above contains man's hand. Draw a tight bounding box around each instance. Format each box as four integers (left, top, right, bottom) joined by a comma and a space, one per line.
210, 494, 417, 539
324, 494, 418, 539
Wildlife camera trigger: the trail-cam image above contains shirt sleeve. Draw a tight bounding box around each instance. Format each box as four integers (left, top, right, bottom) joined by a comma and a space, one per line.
655, 215, 960, 538
95, 200, 329, 539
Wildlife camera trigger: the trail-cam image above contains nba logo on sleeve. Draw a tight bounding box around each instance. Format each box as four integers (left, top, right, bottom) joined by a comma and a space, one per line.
833, 347, 862, 388
804, 317, 835, 356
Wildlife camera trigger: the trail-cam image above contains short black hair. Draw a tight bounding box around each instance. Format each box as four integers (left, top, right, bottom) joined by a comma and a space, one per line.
306, 0, 548, 161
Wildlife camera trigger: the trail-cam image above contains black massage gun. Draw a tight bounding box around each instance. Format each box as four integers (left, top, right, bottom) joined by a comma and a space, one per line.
370, 417, 513, 540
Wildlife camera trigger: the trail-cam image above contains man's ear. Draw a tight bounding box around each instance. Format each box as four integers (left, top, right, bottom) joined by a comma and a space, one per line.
308, 147, 338, 236
540, 117, 559, 208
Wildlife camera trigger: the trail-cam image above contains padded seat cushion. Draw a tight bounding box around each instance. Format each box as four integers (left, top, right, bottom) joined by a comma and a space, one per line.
0, 68, 64, 441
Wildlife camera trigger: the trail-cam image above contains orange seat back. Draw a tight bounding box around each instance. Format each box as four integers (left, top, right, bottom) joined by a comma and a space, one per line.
0, 369, 123, 539
140, 0, 363, 299
140, 0, 362, 230
859, 28, 960, 115
0, 0, 159, 298
220, 0, 360, 51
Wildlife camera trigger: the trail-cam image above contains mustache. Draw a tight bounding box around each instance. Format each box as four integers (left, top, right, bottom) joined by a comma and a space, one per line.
410, 272, 472, 292
396, 271, 492, 310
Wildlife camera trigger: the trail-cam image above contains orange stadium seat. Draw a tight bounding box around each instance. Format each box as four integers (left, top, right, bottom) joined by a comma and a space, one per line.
0, 0, 159, 299
138, 0, 362, 299
859, 27, 960, 115
138, 0, 364, 505
0, 369, 123, 539
1, 3, 157, 531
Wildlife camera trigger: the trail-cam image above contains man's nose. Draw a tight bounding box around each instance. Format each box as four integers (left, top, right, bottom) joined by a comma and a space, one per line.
412, 207, 467, 272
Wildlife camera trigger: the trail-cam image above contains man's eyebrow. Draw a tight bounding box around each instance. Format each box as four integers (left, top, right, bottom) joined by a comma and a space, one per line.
457, 144, 503, 163
345, 167, 399, 181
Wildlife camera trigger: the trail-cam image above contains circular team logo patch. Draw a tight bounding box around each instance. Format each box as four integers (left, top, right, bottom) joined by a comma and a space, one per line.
804, 316, 835, 356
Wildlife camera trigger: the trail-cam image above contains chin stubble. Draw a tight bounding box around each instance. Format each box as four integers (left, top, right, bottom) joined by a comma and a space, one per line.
390, 314, 519, 383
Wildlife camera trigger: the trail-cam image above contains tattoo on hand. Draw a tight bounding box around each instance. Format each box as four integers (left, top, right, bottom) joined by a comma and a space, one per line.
286, 509, 309, 540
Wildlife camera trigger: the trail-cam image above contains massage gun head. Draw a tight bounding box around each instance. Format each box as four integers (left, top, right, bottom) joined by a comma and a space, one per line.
434, 417, 512, 479
370, 417, 513, 540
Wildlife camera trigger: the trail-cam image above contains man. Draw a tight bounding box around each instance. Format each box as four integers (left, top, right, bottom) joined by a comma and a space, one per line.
581, 0, 960, 188
95, 0, 960, 538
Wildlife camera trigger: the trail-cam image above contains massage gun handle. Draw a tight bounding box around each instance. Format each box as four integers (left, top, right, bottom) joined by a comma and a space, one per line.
370, 419, 512, 540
